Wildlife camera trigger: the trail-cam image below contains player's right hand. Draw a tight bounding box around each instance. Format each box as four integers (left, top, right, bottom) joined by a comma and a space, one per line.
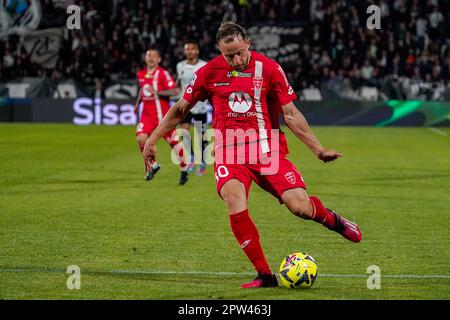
134, 105, 139, 115
143, 141, 157, 171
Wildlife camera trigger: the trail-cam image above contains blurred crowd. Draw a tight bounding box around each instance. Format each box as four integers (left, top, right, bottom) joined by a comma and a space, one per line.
1, 0, 450, 99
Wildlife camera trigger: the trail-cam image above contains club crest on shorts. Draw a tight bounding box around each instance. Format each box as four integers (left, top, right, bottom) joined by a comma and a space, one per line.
284, 171, 296, 184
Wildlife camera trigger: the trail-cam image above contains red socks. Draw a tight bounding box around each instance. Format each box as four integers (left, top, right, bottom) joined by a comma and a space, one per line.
169, 139, 187, 170
228, 199, 335, 275
229, 209, 272, 275
309, 196, 336, 229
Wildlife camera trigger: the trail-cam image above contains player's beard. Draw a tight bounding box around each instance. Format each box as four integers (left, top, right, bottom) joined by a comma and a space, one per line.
235, 54, 250, 71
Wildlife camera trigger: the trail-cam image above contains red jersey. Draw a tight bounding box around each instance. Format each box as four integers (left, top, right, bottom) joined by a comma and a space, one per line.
137, 66, 176, 120
183, 51, 297, 159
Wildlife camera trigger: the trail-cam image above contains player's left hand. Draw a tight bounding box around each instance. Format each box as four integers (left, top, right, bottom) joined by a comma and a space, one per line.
143, 141, 157, 171
317, 149, 343, 163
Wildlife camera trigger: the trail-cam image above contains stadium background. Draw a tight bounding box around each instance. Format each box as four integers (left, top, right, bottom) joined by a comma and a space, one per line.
1, 0, 450, 301
1, 0, 450, 124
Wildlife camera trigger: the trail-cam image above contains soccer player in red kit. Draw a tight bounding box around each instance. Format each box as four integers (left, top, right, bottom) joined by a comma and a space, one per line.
134, 48, 189, 185
142, 23, 362, 288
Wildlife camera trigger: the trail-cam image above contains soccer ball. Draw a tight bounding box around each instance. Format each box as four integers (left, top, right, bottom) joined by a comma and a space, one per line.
279, 252, 318, 289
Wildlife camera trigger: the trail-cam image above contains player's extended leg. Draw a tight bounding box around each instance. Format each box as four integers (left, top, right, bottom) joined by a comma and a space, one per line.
164, 128, 189, 185
180, 122, 195, 173
281, 188, 362, 242
220, 179, 278, 288
137, 133, 160, 181
193, 116, 208, 176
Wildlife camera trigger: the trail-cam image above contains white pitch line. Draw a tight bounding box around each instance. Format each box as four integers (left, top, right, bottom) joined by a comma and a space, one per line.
428, 127, 448, 136
1, 267, 450, 280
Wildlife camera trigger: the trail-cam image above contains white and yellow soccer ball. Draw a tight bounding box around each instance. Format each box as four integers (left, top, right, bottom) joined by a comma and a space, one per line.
279, 252, 318, 289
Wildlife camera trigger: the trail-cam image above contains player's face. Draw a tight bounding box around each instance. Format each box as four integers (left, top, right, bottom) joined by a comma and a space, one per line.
184, 43, 199, 60
145, 50, 161, 69
219, 36, 251, 72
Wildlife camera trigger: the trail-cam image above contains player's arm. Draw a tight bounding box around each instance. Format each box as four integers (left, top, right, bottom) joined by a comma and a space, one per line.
175, 64, 181, 87
134, 88, 142, 114
153, 87, 181, 97
281, 102, 342, 162
142, 98, 193, 167
153, 69, 181, 97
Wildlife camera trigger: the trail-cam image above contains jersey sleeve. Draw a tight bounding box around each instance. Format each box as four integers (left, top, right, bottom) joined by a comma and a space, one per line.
269, 64, 297, 106
136, 71, 143, 88
161, 69, 177, 90
176, 62, 181, 79
182, 66, 208, 105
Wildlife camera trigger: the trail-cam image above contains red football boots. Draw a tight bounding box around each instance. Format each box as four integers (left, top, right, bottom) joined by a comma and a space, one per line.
240, 273, 278, 289
328, 209, 362, 242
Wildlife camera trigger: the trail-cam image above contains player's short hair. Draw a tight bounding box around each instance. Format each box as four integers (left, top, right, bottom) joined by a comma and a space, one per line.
185, 40, 199, 48
147, 47, 161, 56
216, 22, 248, 44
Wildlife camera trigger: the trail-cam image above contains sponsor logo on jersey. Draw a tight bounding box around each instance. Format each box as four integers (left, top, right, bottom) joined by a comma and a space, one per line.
284, 171, 296, 184
228, 92, 252, 113
143, 84, 153, 97
227, 111, 257, 118
189, 74, 198, 86
227, 71, 252, 78
214, 82, 230, 87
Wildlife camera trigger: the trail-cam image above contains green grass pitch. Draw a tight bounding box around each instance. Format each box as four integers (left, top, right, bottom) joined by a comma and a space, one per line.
0, 124, 449, 299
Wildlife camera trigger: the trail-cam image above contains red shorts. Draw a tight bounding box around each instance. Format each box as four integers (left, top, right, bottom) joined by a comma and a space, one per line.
136, 113, 174, 143
214, 155, 306, 202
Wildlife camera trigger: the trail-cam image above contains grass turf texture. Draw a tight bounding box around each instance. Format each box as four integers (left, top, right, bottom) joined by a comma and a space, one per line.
0, 124, 449, 300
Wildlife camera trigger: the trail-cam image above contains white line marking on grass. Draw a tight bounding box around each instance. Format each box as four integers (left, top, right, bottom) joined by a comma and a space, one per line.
428, 127, 448, 136
1, 267, 450, 280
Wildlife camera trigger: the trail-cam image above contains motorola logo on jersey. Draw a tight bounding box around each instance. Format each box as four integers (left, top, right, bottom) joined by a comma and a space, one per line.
228, 92, 252, 113
190, 74, 197, 86
142, 84, 153, 97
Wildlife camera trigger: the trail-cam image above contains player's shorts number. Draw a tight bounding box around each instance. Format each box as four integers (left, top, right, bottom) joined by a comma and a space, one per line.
215, 165, 229, 181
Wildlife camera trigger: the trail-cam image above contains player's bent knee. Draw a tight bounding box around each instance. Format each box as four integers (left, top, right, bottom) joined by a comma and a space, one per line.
220, 180, 247, 213
222, 192, 246, 213
282, 189, 313, 219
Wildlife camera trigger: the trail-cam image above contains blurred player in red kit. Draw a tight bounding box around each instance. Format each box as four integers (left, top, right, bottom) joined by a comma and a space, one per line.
142, 23, 362, 288
134, 48, 189, 185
